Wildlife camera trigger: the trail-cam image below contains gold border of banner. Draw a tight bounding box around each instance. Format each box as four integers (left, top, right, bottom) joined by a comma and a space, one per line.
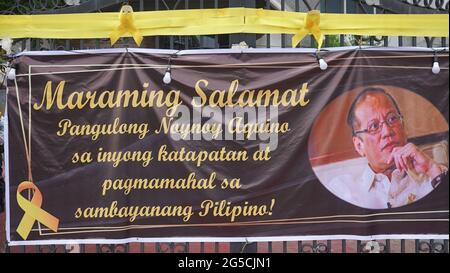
15, 54, 450, 78
30, 210, 449, 237
35, 219, 449, 236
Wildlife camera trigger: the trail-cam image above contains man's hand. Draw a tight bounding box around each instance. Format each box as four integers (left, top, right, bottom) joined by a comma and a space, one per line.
386, 143, 442, 179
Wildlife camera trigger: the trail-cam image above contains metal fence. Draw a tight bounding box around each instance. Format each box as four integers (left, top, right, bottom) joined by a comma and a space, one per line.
1, 0, 449, 253
4, 240, 449, 253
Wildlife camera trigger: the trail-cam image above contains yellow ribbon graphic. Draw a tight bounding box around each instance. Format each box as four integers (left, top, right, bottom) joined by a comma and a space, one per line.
292, 10, 323, 49
16, 181, 59, 240
109, 4, 143, 46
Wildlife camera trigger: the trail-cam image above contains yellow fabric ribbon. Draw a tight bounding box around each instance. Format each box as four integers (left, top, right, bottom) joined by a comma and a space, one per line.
16, 181, 59, 240
0, 8, 448, 49
109, 5, 143, 46
292, 10, 323, 49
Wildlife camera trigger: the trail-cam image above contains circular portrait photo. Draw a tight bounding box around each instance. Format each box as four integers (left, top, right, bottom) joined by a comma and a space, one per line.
308, 85, 449, 209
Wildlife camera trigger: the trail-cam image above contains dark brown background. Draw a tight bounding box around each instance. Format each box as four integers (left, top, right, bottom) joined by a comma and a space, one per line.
6, 49, 449, 242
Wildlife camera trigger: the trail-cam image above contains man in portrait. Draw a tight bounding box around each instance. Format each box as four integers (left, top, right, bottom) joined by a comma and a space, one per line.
328, 87, 448, 209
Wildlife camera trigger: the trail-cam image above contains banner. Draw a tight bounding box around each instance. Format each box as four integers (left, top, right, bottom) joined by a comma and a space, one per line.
5, 48, 449, 245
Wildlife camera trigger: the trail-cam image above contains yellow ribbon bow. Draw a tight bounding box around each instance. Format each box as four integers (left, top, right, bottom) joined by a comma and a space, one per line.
109, 4, 143, 46
292, 10, 323, 49
16, 181, 59, 240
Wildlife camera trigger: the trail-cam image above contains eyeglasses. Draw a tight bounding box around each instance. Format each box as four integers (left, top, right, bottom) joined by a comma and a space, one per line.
353, 113, 403, 135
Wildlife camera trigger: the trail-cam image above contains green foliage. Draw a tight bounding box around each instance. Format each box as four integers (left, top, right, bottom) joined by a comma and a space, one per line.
0, 48, 6, 74
325, 34, 385, 47
0, 0, 13, 11
326, 35, 341, 47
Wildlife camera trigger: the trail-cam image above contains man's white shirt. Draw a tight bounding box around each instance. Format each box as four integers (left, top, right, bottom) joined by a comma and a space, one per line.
326, 165, 435, 209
